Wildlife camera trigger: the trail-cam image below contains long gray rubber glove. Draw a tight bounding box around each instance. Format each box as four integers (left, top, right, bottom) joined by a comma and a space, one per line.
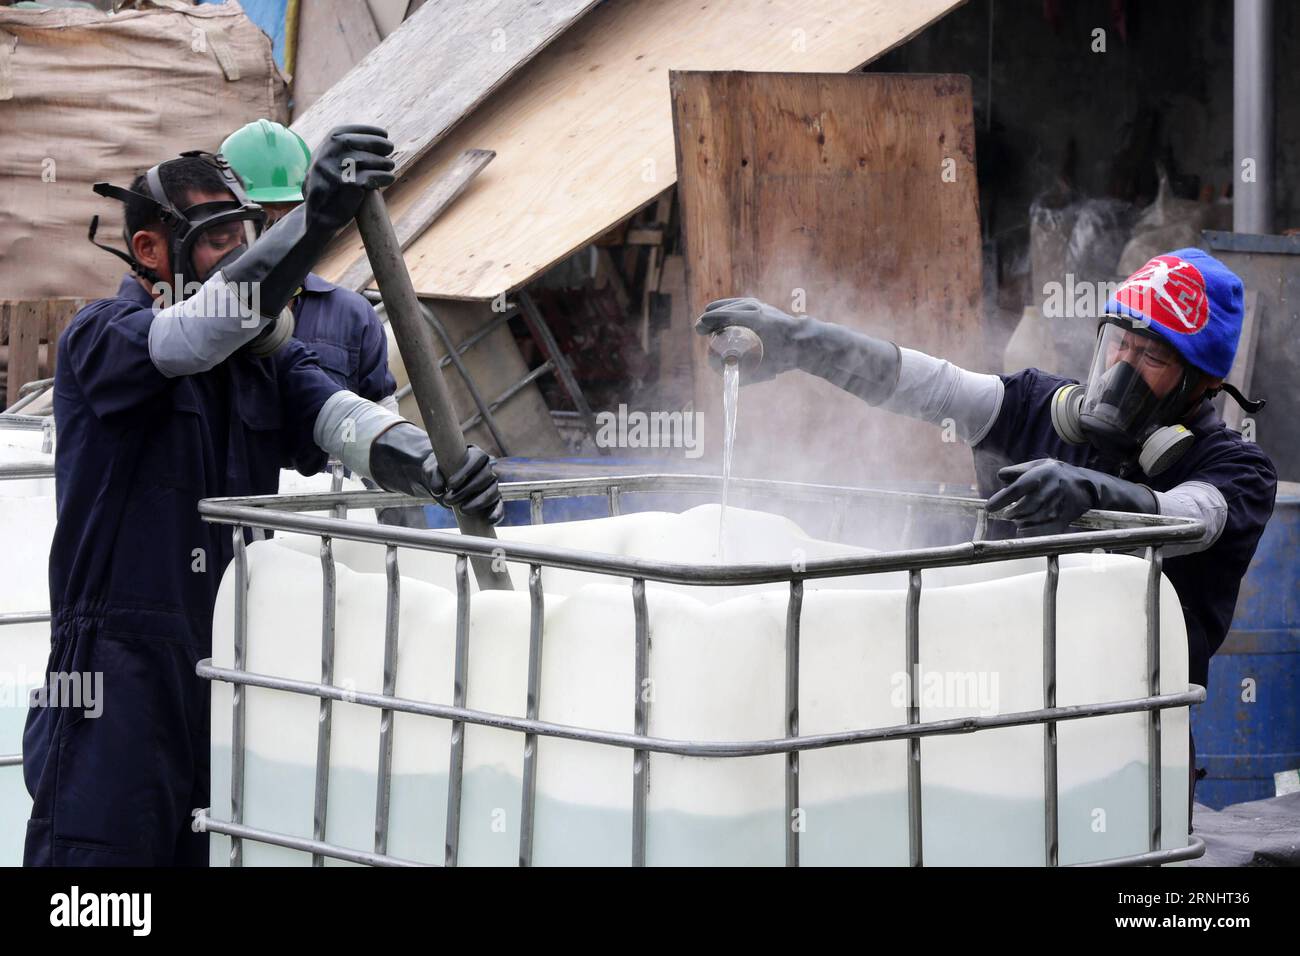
987, 458, 1157, 535
695, 297, 900, 403
369, 423, 504, 524
224, 125, 395, 321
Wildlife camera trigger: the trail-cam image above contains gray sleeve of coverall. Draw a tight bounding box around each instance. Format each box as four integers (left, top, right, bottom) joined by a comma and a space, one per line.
1152, 481, 1229, 556
312, 389, 406, 480
876, 347, 1005, 446
147, 270, 273, 377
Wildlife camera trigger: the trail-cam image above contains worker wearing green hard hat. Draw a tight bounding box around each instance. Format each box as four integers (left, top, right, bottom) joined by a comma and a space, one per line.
222, 118, 418, 528
219, 117, 396, 412
220, 118, 312, 224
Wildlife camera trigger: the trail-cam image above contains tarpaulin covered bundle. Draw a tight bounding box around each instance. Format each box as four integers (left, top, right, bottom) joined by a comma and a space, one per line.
0, 0, 287, 300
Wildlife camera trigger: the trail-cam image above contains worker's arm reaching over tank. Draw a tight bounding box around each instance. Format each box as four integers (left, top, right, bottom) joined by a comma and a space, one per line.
694, 255, 1272, 551
696, 297, 1005, 444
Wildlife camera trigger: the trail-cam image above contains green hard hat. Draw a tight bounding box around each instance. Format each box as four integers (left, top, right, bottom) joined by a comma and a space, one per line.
220, 119, 311, 203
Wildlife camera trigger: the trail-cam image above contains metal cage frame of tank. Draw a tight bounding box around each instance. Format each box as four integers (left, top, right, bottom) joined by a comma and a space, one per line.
192, 473, 1209, 868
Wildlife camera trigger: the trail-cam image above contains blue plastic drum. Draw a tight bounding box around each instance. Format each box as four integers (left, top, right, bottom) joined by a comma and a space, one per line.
1191, 484, 1300, 809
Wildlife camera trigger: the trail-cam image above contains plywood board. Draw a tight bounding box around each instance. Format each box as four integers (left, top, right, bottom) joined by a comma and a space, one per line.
365, 0, 410, 39
333, 148, 494, 292
672, 71, 984, 486
291, 0, 382, 119
291, 0, 597, 172
339, 0, 963, 300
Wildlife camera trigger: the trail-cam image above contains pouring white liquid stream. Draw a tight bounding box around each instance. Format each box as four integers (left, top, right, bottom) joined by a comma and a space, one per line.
718, 357, 740, 559
708, 325, 762, 561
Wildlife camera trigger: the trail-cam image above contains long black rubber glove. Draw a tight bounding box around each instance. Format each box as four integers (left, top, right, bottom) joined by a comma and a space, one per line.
695, 297, 900, 403
369, 423, 504, 524
987, 458, 1157, 535
224, 124, 395, 319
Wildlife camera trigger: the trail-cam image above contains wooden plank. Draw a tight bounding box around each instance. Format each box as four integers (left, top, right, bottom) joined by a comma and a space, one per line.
373, 0, 962, 300
7, 299, 45, 407
45, 298, 84, 352
291, 0, 596, 175
331, 148, 495, 291
291, 0, 383, 120
654, 253, 695, 408
672, 71, 984, 486
43, 297, 83, 379
365, 0, 410, 39
592, 247, 631, 313
1222, 289, 1259, 433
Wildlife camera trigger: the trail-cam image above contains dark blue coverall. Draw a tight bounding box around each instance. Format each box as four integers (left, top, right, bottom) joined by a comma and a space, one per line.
976, 368, 1277, 817
291, 273, 396, 401
975, 368, 1278, 693
23, 274, 343, 865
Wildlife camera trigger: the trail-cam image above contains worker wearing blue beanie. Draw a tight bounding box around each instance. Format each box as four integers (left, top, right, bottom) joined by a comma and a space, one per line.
697, 248, 1278, 820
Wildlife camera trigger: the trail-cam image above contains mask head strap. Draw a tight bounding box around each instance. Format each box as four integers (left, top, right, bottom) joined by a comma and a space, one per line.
88, 153, 265, 298
1210, 382, 1266, 414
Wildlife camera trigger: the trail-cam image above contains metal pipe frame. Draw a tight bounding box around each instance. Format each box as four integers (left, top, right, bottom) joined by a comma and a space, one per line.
518, 565, 544, 866
631, 577, 650, 866
0, 461, 54, 480
444, 555, 471, 866
230, 527, 249, 866
456, 362, 554, 438
1043, 555, 1060, 867
365, 288, 515, 455
515, 290, 608, 456
190, 473, 1206, 868
413, 300, 513, 455
905, 569, 923, 867
390, 310, 513, 402
374, 546, 400, 856
0, 611, 50, 625
0, 413, 51, 431
196, 659, 1204, 760
312, 536, 337, 866
1233, 0, 1274, 235
784, 580, 802, 867
1146, 547, 1164, 854
189, 808, 1207, 870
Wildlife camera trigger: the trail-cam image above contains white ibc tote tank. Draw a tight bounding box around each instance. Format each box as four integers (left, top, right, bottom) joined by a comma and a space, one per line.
209, 503, 1191, 866
0, 436, 365, 866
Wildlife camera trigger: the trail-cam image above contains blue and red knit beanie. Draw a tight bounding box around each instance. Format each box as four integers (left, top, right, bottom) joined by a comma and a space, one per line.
1104, 247, 1244, 379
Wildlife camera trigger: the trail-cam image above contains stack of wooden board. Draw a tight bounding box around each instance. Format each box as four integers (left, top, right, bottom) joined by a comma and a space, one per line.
300, 0, 967, 465
312, 0, 965, 298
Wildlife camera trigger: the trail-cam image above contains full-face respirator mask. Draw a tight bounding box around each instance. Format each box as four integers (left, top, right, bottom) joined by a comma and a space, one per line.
1050, 318, 1198, 476
1050, 316, 1263, 477
88, 151, 294, 357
